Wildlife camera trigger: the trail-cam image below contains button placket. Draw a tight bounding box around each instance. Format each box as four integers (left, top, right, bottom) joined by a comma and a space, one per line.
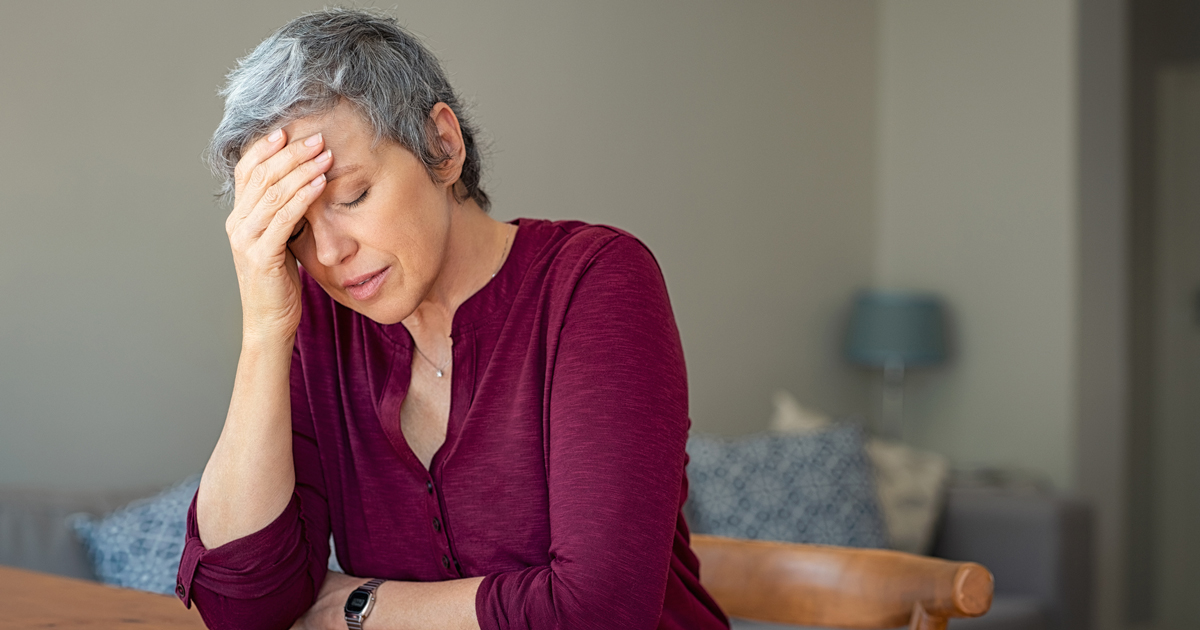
426, 476, 456, 576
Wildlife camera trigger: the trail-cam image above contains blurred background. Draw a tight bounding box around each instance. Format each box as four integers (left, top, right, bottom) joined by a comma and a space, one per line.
0, 1, 1196, 629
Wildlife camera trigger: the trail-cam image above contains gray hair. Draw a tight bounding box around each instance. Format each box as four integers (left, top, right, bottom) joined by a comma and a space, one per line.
206, 7, 489, 210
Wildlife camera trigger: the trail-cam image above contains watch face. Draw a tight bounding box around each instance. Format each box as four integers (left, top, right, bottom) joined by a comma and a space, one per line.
345, 590, 371, 614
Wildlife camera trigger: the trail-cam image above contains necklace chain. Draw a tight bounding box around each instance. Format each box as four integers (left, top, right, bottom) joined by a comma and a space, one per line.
414, 225, 514, 378
412, 344, 450, 378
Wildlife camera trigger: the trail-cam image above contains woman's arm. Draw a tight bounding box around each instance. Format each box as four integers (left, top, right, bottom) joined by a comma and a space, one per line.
474, 234, 691, 630
197, 128, 330, 547
179, 347, 334, 630
196, 337, 296, 548
176, 129, 338, 630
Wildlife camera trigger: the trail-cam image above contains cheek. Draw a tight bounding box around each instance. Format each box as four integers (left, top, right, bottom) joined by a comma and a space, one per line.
398, 215, 451, 274
372, 192, 451, 258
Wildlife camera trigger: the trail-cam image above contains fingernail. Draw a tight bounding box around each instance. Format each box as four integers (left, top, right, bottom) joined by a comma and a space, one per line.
310, 173, 326, 187
305, 133, 323, 147
268, 129, 283, 143
315, 150, 332, 164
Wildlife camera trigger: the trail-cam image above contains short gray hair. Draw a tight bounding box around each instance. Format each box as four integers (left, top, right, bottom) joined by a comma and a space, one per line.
206, 7, 489, 210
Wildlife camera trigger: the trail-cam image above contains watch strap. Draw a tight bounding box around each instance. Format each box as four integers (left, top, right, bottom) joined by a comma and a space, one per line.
345, 578, 386, 630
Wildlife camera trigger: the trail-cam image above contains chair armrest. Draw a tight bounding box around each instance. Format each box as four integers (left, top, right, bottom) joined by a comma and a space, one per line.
931, 488, 1092, 630
692, 534, 993, 629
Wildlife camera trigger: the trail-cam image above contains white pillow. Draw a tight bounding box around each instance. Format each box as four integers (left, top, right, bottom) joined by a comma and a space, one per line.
768, 390, 949, 555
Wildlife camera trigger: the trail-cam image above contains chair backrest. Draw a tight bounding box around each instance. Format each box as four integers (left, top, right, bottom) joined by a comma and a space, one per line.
692, 534, 993, 630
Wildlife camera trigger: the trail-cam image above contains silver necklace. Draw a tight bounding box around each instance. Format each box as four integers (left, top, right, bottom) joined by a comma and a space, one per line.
414, 226, 514, 378
413, 344, 450, 378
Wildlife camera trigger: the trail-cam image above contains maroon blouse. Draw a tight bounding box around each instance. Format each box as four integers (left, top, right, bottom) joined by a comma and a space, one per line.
176, 219, 730, 630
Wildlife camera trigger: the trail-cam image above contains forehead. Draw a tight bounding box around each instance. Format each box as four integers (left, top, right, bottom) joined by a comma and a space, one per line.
282, 102, 377, 160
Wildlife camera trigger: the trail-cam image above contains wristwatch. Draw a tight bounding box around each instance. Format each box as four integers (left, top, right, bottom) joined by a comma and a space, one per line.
343, 578, 386, 630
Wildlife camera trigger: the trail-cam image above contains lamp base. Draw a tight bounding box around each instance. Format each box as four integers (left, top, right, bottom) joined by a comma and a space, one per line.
879, 362, 906, 441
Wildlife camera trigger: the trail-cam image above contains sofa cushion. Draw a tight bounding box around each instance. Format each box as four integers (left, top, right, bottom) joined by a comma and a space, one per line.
686, 426, 887, 548
69, 475, 200, 594
864, 439, 949, 554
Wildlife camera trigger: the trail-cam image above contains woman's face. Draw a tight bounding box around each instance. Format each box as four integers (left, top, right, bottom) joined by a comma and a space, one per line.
282, 102, 455, 325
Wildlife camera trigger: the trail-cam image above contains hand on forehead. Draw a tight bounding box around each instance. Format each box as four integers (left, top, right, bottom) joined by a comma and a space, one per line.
282, 103, 375, 182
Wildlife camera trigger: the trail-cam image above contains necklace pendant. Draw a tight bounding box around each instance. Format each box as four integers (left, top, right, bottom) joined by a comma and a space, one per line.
436, 370, 444, 378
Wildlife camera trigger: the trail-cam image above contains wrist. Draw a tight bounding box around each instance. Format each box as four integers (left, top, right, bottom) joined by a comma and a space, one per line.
240, 330, 296, 357
344, 578, 386, 630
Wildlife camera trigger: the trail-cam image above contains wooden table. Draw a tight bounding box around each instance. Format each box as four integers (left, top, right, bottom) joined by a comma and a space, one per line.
0, 565, 206, 629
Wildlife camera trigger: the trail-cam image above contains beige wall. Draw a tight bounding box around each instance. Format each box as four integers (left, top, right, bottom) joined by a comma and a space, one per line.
874, 0, 1079, 489
876, 6, 1129, 628
0, 1, 880, 490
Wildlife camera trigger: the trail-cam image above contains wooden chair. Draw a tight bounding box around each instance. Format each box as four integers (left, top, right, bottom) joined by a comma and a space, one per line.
692, 534, 993, 630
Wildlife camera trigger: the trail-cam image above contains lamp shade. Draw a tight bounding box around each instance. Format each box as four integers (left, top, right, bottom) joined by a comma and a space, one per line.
845, 290, 947, 368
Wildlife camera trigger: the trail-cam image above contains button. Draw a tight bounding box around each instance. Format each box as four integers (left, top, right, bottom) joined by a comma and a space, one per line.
442, 555, 451, 569
426, 480, 433, 494
433, 517, 442, 532
176, 583, 185, 596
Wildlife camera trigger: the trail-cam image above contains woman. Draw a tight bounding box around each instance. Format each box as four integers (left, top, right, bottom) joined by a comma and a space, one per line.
178, 9, 729, 630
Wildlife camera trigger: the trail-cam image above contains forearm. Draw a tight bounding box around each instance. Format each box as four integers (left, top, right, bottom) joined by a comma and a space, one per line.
299, 572, 483, 630
197, 336, 297, 548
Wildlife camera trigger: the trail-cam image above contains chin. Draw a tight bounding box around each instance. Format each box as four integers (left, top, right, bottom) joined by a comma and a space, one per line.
356, 295, 418, 326
323, 291, 410, 325
319, 271, 424, 326
365, 310, 409, 326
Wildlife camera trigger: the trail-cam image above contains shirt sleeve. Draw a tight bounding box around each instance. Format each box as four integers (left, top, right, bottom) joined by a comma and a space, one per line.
476, 234, 691, 630
176, 347, 332, 630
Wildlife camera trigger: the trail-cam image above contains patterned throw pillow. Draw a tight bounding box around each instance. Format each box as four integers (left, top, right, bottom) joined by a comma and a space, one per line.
69, 475, 200, 594
767, 389, 950, 554
686, 426, 888, 548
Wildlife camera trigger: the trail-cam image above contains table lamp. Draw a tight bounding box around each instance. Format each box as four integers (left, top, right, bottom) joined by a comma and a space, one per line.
845, 290, 948, 440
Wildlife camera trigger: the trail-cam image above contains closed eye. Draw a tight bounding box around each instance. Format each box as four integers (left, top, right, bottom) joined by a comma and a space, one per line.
287, 219, 307, 244
343, 188, 369, 208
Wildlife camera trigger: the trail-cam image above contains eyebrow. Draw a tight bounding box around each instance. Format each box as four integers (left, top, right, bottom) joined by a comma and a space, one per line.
326, 163, 362, 182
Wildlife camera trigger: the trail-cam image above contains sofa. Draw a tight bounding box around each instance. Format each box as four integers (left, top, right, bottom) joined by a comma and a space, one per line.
942, 487, 1093, 630
0, 481, 1090, 630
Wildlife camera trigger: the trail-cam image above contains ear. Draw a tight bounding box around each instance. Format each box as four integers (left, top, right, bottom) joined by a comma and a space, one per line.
429, 102, 466, 187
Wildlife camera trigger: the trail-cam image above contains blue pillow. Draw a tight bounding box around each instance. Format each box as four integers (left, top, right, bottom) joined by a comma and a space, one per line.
70, 475, 201, 594
685, 425, 888, 548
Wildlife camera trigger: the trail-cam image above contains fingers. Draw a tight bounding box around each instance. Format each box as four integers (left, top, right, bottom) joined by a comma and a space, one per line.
232, 128, 287, 195
240, 148, 331, 237
248, 132, 327, 198
259, 169, 328, 249
227, 131, 327, 231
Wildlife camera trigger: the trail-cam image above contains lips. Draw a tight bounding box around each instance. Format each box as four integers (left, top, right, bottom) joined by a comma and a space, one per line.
344, 267, 389, 301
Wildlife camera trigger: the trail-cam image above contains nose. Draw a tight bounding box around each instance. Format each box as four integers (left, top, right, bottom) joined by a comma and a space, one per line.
310, 216, 357, 268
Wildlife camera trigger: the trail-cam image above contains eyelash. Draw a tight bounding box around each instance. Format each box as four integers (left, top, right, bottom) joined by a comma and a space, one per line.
287, 189, 369, 244
287, 221, 306, 244
344, 188, 369, 208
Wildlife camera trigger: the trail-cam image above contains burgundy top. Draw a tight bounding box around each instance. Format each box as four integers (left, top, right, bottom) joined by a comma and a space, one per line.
176, 219, 729, 630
